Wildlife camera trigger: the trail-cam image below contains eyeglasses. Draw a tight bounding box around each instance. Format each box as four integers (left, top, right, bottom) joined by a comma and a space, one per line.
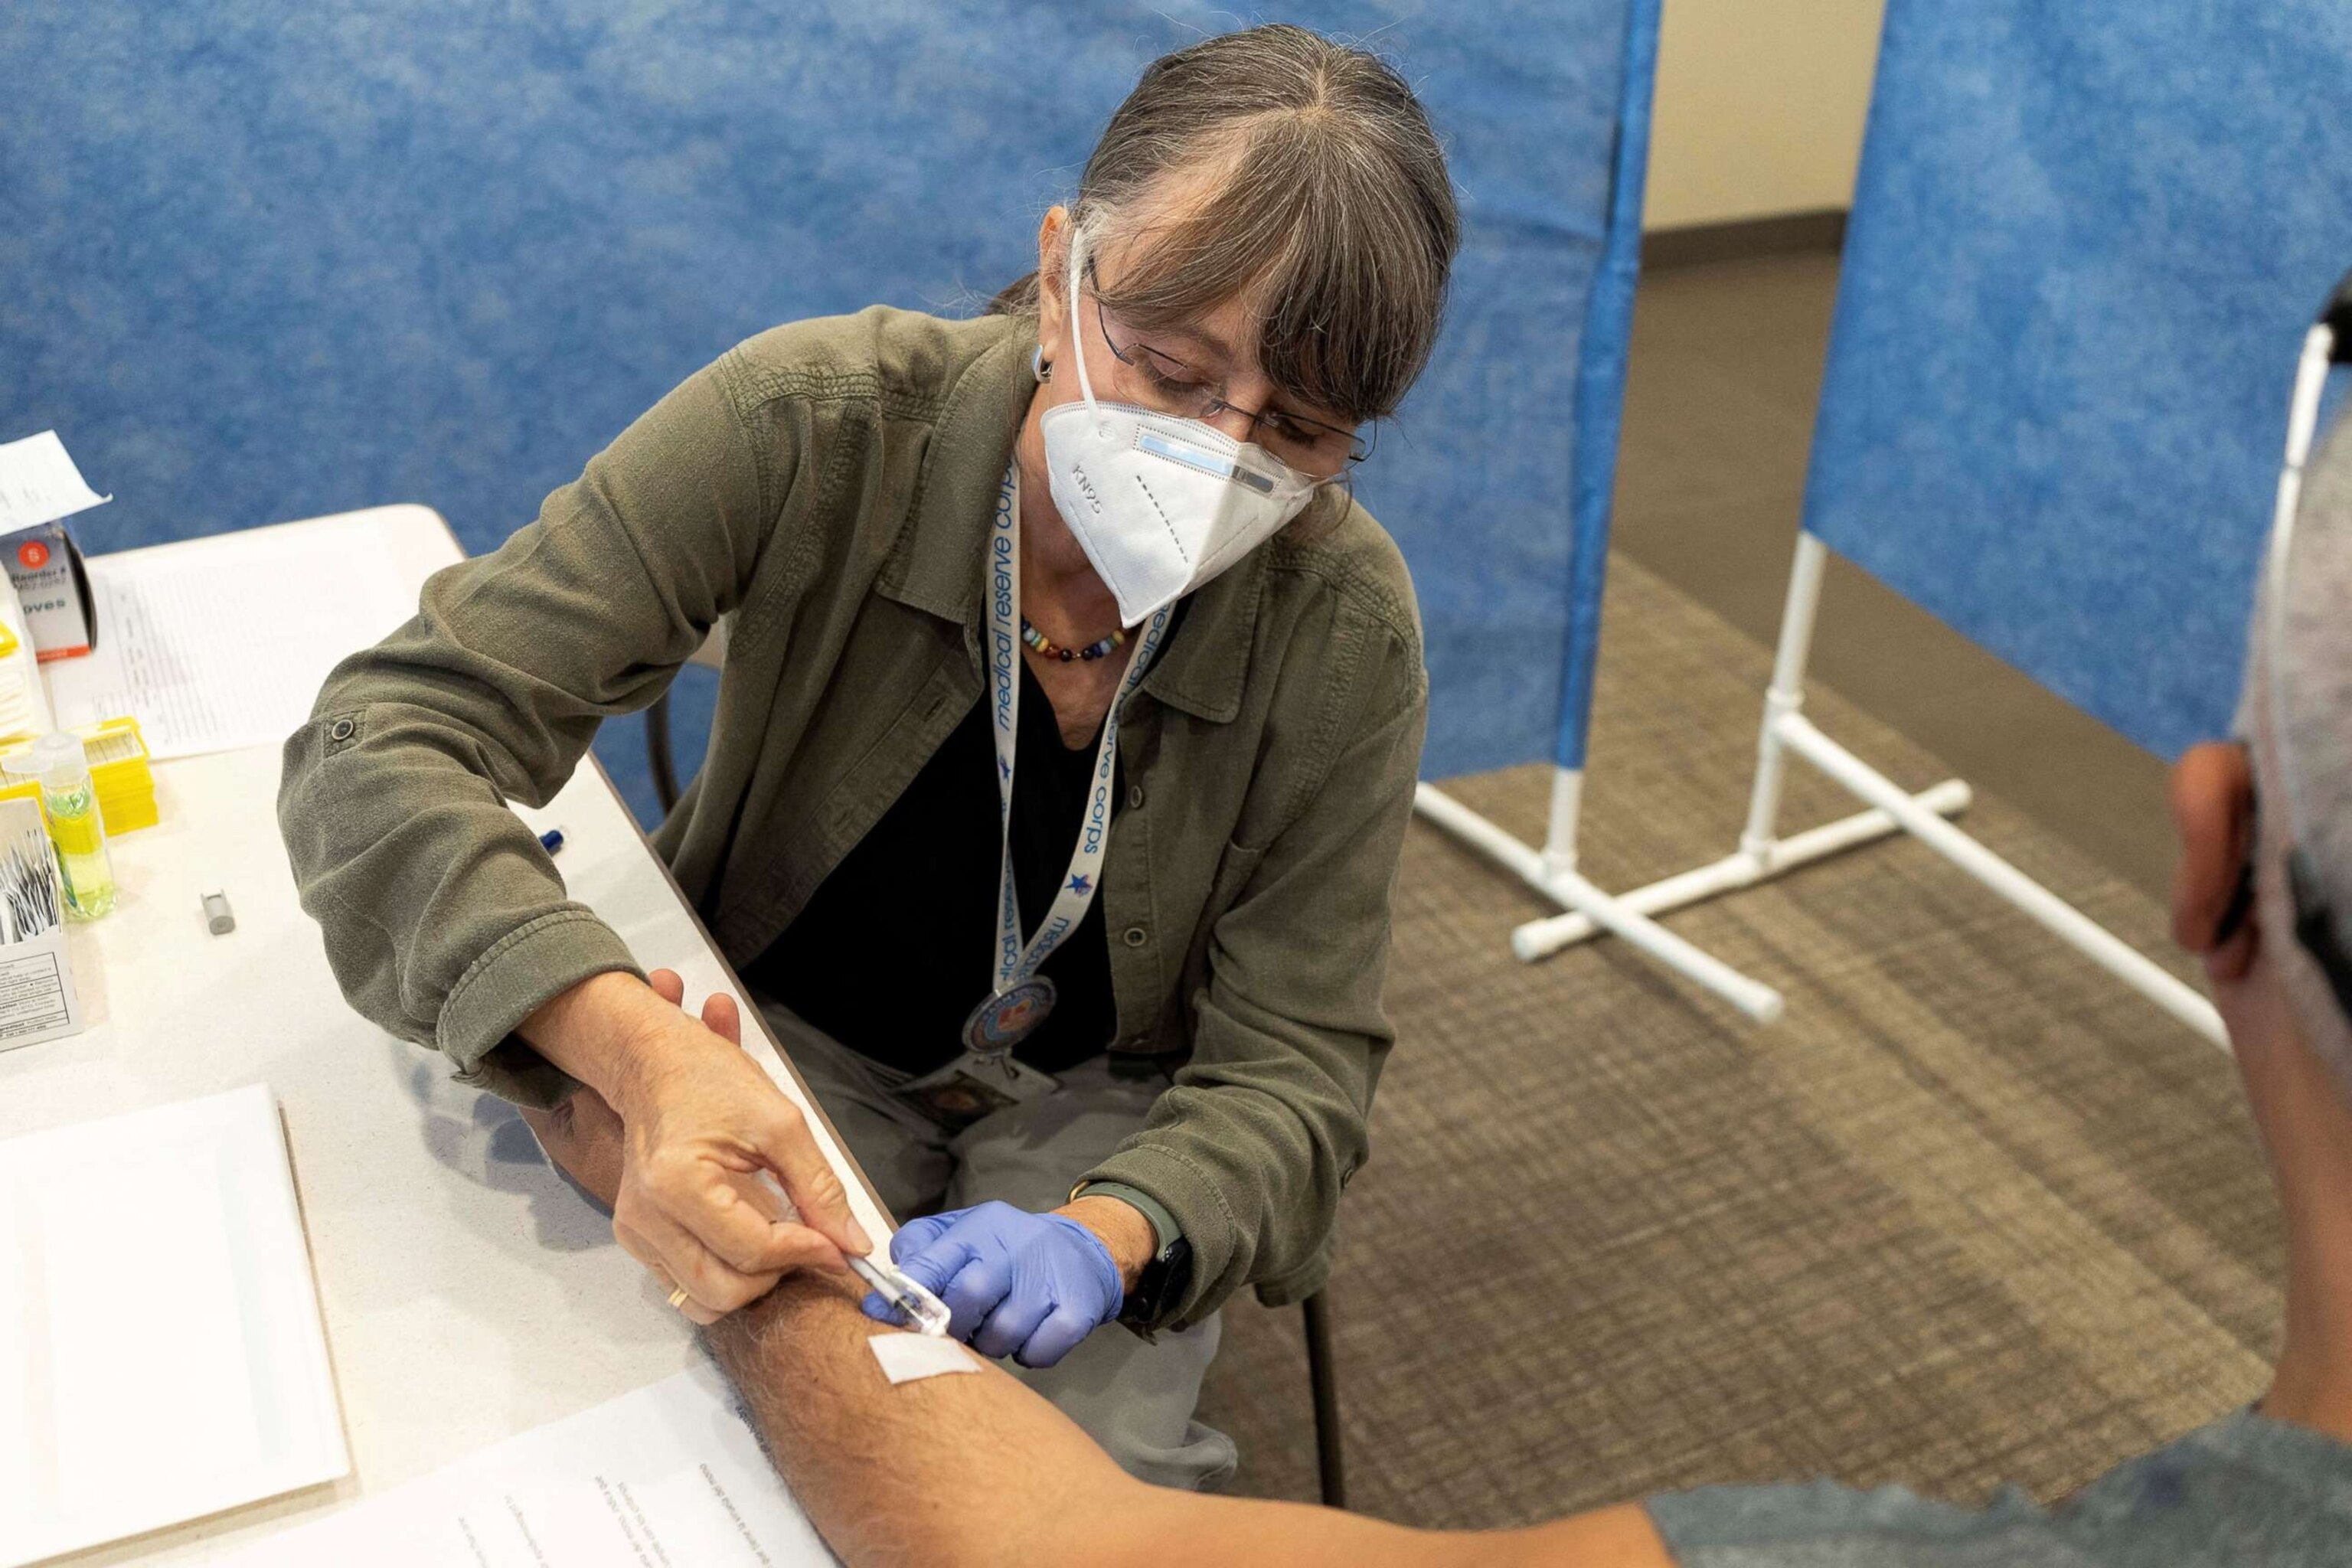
1084, 263, 1374, 478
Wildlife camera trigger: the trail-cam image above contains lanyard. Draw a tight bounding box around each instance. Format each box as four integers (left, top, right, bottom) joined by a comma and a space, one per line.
982, 462, 1170, 1019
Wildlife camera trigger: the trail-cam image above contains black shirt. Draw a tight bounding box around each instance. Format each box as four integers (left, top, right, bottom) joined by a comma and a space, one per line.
747, 655, 1122, 1078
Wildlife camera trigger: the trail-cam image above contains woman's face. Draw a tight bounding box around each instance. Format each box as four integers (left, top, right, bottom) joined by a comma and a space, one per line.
1031, 206, 1364, 482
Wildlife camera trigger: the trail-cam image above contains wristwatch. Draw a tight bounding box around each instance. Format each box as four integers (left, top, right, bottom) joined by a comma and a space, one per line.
1119, 1230, 1193, 1333
1072, 1180, 1192, 1331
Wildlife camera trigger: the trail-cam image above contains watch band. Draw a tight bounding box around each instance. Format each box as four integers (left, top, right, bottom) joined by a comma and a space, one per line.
1071, 1181, 1180, 1253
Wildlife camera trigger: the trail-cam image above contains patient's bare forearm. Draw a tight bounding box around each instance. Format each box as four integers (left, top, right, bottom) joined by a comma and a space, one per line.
704, 1272, 1134, 1566
700, 1279, 1673, 1568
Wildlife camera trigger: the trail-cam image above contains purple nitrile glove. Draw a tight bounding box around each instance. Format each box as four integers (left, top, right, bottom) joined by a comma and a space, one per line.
860, 1200, 1122, 1368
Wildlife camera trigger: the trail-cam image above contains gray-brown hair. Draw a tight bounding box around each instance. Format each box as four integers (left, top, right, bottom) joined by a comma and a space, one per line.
2250, 413, 2352, 1098
991, 24, 1460, 426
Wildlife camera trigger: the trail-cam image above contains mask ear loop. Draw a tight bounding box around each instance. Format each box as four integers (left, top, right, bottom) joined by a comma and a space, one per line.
2262, 325, 2330, 844
1064, 225, 1109, 433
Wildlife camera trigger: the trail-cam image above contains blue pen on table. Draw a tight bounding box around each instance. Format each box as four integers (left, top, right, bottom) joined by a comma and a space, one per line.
538, 827, 565, 855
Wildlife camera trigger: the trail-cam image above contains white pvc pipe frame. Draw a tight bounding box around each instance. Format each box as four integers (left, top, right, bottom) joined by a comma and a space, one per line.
1414, 532, 2228, 1049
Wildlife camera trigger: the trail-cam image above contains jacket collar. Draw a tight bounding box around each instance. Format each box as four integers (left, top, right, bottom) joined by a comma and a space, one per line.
877, 319, 1259, 724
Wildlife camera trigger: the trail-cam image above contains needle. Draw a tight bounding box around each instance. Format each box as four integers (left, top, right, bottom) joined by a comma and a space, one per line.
848, 1253, 951, 1338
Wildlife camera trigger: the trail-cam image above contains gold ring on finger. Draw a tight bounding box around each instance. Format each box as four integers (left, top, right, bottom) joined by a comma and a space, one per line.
667, 1285, 692, 1311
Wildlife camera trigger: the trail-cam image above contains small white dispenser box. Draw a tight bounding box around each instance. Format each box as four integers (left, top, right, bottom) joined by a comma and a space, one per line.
0, 794, 80, 1051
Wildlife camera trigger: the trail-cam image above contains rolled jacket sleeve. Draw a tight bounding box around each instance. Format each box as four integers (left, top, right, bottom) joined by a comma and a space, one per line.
278, 350, 783, 1106
1083, 620, 1427, 1326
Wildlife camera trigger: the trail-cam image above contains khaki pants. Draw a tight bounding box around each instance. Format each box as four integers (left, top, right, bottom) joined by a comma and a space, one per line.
761, 998, 1238, 1491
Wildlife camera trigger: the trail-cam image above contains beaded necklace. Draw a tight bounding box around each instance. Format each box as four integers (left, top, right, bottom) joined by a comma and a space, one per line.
1020, 617, 1126, 662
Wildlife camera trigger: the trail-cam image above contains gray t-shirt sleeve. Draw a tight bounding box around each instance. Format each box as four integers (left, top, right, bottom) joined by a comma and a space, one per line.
1645, 1413, 2352, 1567
1649, 1480, 2093, 1566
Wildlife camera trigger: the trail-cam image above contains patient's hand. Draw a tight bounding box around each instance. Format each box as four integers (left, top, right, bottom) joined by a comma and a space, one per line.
524, 1076, 626, 1209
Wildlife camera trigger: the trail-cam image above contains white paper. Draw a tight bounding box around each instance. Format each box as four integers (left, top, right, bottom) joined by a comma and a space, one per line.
44, 529, 420, 758
0, 432, 109, 533
868, 1333, 978, 1386
0, 1086, 350, 1567
207, 1362, 833, 1567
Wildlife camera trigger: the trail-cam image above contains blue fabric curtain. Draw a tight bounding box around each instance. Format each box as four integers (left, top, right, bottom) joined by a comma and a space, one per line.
1804, 2, 2352, 759
3, 0, 1649, 805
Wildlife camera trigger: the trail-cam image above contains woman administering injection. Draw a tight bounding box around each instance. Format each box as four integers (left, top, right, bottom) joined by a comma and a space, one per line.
279, 24, 1456, 1488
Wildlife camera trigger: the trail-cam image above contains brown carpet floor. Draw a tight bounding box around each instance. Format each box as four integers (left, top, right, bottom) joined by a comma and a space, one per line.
1193, 551, 2282, 1527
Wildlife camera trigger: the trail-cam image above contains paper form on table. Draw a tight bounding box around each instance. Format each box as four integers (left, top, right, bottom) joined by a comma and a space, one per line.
0, 1085, 349, 1568
204, 1361, 835, 1567
44, 527, 420, 758
0, 432, 109, 533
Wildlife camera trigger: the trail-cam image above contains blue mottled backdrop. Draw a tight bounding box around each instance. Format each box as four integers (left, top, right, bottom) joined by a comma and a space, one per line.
2, 1, 1642, 821
1805, 2, 2352, 760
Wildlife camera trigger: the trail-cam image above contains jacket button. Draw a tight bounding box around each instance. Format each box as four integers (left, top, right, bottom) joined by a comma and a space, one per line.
328, 717, 355, 742
1126, 782, 1145, 809
1122, 925, 1148, 948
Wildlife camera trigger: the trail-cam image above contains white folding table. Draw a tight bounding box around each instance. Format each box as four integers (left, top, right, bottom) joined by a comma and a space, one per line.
0, 505, 890, 1564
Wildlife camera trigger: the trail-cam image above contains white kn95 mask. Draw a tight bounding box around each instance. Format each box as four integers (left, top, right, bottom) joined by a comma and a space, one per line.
1040, 229, 1322, 627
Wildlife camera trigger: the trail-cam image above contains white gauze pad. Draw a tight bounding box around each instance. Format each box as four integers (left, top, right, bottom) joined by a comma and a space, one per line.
869, 1333, 980, 1386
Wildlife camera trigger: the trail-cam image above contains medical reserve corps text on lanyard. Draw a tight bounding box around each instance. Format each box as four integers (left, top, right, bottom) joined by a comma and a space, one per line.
955, 460, 1171, 1070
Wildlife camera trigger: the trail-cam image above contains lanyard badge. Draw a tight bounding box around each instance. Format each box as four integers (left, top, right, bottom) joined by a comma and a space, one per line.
951, 462, 1168, 1067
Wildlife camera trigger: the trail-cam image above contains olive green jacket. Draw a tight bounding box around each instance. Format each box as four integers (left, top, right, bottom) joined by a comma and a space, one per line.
278, 307, 1427, 1324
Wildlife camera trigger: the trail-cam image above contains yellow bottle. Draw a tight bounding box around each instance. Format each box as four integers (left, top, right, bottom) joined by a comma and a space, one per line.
28, 733, 115, 920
